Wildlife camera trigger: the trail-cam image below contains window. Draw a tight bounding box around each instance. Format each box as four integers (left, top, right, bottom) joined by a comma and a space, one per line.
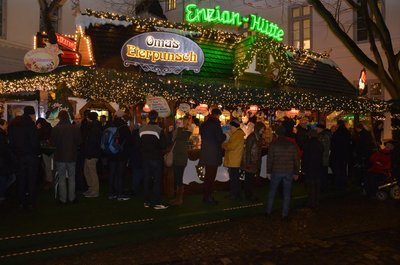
289, 5, 312, 49
368, 81, 383, 99
0, 0, 5, 38
355, 0, 384, 42
40, 5, 62, 33
166, 0, 176, 11
256, 51, 270, 73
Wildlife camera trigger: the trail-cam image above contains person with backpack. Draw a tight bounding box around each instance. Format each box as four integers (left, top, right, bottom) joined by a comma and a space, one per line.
102, 110, 131, 201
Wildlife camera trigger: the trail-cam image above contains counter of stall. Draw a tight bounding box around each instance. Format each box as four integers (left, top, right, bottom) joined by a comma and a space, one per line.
182, 154, 268, 185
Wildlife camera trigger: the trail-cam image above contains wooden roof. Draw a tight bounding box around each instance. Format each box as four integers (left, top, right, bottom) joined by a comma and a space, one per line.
289, 55, 357, 97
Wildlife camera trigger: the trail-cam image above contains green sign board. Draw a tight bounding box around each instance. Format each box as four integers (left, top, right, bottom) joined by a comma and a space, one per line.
185, 4, 285, 42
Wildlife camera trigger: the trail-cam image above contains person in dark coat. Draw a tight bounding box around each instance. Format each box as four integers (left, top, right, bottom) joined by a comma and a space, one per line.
36, 118, 53, 189
199, 108, 226, 204
107, 111, 131, 201
130, 124, 144, 195
139, 110, 168, 209
170, 117, 192, 206
82, 112, 102, 198
241, 122, 265, 201
295, 117, 309, 151
329, 120, 352, 192
302, 129, 324, 209
0, 119, 15, 202
266, 126, 300, 220
316, 124, 331, 191
8, 106, 40, 209
51, 110, 82, 204
354, 123, 376, 168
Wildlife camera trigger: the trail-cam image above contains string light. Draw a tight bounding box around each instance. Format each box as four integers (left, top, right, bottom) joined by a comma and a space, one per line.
0, 67, 388, 115
0, 9, 390, 120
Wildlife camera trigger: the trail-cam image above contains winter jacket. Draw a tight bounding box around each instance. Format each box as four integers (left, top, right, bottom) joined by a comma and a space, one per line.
8, 115, 40, 157
302, 137, 324, 178
267, 136, 300, 175
223, 127, 245, 168
330, 125, 352, 164
295, 125, 309, 150
172, 127, 192, 166
368, 148, 391, 177
82, 120, 102, 159
318, 130, 331, 167
107, 118, 132, 161
354, 128, 376, 164
0, 128, 14, 175
139, 122, 167, 161
51, 120, 82, 162
241, 131, 263, 173
199, 116, 226, 166
129, 128, 143, 167
37, 120, 53, 155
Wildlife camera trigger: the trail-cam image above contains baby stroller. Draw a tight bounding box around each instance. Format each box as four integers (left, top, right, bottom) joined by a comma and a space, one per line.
376, 175, 400, 201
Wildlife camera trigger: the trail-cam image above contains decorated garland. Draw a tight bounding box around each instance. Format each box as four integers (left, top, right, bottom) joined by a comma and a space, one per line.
0, 66, 388, 114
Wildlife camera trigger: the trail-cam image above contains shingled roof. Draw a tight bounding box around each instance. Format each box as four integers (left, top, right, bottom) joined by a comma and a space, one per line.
289, 55, 357, 97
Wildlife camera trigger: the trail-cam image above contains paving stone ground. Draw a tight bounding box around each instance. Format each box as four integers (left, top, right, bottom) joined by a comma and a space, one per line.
38, 193, 400, 265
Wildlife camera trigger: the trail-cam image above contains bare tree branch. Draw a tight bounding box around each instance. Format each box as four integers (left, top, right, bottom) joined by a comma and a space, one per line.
308, 0, 400, 98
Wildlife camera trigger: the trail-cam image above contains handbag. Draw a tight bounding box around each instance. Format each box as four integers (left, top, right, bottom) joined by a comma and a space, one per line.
164, 142, 176, 167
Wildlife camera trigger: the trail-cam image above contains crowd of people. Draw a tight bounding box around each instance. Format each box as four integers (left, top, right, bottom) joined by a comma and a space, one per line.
0, 106, 399, 221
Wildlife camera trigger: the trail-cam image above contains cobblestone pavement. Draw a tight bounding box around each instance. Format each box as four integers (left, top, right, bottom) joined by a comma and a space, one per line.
39, 193, 400, 265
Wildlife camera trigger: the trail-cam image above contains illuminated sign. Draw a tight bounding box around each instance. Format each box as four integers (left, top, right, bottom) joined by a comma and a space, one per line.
55, 33, 76, 51
185, 4, 285, 42
24, 43, 62, 73
121, 32, 204, 75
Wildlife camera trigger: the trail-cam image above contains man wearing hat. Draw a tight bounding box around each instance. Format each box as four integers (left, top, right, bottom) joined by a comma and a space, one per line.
8, 106, 40, 209
266, 126, 300, 221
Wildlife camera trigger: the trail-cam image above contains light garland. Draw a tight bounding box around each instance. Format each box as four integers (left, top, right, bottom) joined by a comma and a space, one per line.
0, 67, 388, 115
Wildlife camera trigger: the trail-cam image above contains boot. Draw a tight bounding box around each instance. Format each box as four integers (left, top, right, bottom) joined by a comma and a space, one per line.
170, 186, 184, 206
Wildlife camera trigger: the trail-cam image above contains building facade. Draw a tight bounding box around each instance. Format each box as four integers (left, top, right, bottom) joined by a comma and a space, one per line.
163, 0, 400, 139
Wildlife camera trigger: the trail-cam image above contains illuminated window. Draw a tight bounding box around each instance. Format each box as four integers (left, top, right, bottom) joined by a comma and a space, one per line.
289, 5, 312, 49
166, 0, 176, 11
40, 4, 62, 32
256, 51, 270, 73
355, 0, 384, 42
0, 0, 5, 38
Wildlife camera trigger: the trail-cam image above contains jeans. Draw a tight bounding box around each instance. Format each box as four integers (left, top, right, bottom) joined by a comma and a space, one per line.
266, 173, 293, 217
42, 153, 53, 183
305, 174, 321, 208
16, 155, 39, 207
203, 165, 218, 201
132, 167, 144, 194
244, 171, 255, 199
109, 160, 126, 197
228, 167, 241, 198
55, 162, 76, 203
0, 174, 16, 199
332, 160, 348, 191
143, 159, 162, 205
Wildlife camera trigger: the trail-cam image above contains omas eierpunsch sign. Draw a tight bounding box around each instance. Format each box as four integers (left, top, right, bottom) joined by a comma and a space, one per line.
121, 32, 205, 75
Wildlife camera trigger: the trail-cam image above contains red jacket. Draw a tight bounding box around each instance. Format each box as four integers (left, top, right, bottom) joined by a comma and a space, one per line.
368, 148, 391, 177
